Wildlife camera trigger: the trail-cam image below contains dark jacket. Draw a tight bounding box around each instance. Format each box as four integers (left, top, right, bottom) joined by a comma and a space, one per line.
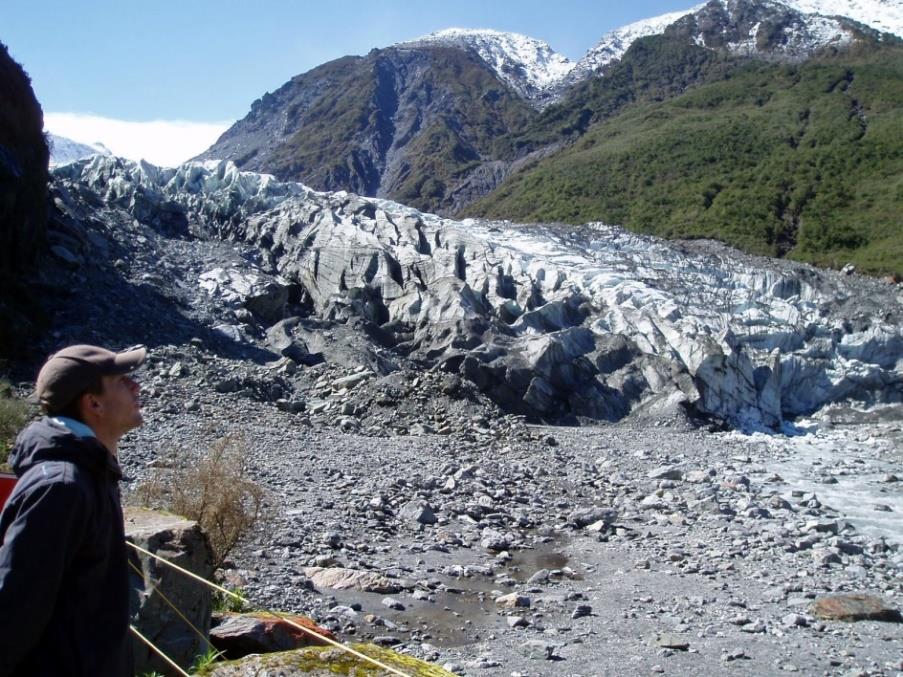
0, 417, 133, 677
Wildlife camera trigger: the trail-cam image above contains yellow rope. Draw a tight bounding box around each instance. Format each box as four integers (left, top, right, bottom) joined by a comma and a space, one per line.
126, 541, 411, 677
128, 558, 212, 650
130, 625, 191, 677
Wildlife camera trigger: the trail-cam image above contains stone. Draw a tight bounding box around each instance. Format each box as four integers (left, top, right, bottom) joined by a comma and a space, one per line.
332, 372, 373, 389
399, 499, 438, 525
782, 613, 808, 628
125, 508, 214, 676
810, 595, 903, 623
648, 466, 682, 480
381, 597, 405, 611
571, 604, 593, 619
495, 593, 531, 609
685, 469, 712, 483
519, 639, 556, 660
480, 528, 511, 551
653, 633, 690, 650
527, 569, 550, 584
303, 567, 404, 594
567, 505, 617, 528
210, 611, 334, 658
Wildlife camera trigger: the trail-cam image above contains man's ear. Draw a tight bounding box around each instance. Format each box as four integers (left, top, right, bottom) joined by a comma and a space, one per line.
79, 392, 103, 419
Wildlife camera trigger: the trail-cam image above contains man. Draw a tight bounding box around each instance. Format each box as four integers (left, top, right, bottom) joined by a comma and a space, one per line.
0, 344, 146, 677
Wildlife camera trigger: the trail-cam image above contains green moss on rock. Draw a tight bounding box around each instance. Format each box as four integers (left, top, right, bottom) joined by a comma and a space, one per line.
197, 642, 456, 676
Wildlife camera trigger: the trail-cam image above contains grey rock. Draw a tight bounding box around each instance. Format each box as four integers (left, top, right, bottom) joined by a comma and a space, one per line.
495, 593, 531, 609
126, 508, 213, 676
381, 597, 405, 611
648, 465, 682, 480
519, 639, 556, 660
568, 505, 617, 528
399, 500, 438, 525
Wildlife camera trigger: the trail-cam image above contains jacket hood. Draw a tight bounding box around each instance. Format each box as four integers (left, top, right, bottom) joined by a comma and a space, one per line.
9, 417, 122, 479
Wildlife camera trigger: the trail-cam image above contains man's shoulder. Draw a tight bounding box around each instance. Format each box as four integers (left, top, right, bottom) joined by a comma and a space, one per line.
14, 458, 95, 501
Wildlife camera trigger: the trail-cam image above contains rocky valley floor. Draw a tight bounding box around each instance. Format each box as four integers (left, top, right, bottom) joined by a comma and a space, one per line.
117, 351, 903, 677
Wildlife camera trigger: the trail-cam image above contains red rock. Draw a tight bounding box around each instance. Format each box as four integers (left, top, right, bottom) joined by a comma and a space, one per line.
210, 611, 335, 658
810, 594, 903, 623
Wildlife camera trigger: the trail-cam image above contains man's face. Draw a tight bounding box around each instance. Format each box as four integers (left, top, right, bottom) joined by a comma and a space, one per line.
93, 373, 143, 437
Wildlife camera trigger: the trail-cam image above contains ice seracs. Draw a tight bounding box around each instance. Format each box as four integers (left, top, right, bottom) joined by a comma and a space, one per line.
54, 156, 903, 431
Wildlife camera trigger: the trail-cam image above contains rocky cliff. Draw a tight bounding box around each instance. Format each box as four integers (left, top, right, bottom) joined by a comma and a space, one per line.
50, 157, 903, 430
196, 46, 535, 214
0, 41, 49, 356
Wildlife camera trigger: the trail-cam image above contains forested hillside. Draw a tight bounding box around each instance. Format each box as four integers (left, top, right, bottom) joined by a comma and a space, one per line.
468, 43, 903, 275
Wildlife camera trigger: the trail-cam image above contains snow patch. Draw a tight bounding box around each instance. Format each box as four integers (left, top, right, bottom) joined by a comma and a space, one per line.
399, 28, 574, 98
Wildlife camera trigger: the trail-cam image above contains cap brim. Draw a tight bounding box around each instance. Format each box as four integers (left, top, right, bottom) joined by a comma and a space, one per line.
112, 346, 147, 373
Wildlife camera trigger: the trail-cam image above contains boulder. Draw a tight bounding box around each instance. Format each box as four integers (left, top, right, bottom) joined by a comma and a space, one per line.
126, 507, 214, 676
567, 506, 617, 528
399, 499, 438, 525
810, 594, 903, 623
210, 611, 334, 659
303, 567, 404, 594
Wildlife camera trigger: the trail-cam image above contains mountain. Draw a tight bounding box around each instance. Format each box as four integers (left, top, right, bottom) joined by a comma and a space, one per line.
398, 29, 574, 102
198, 0, 901, 274
196, 45, 536, 213
48, 134, 112, 167
562, 5, 707, 88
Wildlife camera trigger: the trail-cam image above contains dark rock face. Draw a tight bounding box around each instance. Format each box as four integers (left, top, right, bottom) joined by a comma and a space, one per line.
196, 46, 535, 214
0, 41, 49, 355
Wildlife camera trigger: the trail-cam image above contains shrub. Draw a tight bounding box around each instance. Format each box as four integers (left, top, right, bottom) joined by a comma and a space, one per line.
212, 585, 250, 613
133, 436, 266, 568
0, 379, 30, 468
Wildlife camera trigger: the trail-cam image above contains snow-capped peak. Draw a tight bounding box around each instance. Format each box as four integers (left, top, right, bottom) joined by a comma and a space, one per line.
399, 28, 575, 99
782, 0, 903, 37
570, 0, 901, 85
48, 134, 112, 168
569, 5, 705, 82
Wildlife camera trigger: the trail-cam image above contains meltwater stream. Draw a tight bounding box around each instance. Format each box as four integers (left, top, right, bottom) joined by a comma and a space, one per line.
747, 406, 903, 546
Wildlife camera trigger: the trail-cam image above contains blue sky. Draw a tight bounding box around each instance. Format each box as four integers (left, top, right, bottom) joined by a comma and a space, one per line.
1, 0, 696, 164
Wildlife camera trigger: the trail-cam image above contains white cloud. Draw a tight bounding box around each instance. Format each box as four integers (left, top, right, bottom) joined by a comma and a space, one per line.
44, 112, 232, 168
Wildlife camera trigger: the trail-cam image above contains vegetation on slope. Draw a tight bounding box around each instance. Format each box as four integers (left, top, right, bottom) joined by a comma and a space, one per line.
497, 35, 743, 157
468, 43, 903, 276
210, 47, 535, 212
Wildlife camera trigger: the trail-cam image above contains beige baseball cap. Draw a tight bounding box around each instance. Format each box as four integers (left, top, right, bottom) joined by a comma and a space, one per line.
35, 344, 147, 412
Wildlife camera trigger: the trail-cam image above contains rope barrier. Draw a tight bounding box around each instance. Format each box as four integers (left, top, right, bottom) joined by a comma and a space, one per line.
130, 625, 191, 677
126, 541, 412, 677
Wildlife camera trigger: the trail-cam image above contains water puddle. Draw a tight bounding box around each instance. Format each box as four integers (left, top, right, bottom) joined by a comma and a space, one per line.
327, 537, 574, 647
